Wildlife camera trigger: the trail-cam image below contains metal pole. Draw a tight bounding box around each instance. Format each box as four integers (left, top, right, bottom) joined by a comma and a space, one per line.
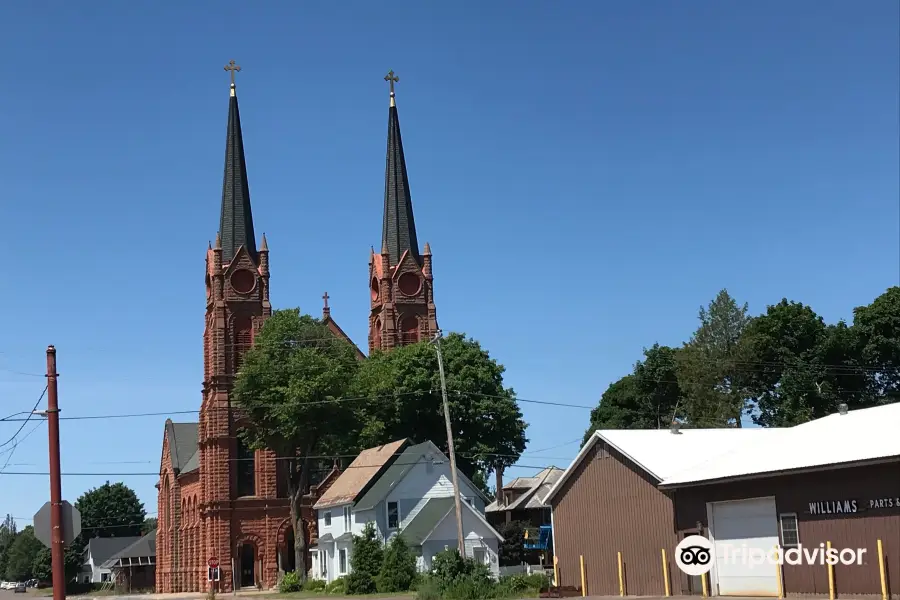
46, 345, 65, 600
432, 331, 466, 556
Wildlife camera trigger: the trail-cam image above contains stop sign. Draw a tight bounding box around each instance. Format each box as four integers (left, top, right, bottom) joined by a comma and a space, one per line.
208, 557, 219, 569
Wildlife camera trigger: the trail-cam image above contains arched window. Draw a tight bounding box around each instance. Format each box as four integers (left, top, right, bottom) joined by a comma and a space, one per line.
400, 315, 419, 345
373, 318, 382, 350
233, 316, 253, 372
236, 436, 256, 497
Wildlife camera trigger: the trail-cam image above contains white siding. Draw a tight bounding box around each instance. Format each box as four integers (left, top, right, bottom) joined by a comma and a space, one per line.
423, 509, 501, 577
386, 458, 483, 528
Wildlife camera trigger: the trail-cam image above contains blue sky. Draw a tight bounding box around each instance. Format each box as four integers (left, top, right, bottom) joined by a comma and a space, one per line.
1, 1, 898, 529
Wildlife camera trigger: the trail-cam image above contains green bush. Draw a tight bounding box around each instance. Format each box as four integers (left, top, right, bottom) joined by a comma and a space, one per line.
325, 576, 346, 595
378, 534, 418, 592
346, 522, 384, 594
431, 549, 467, 591
279, 571, 301, 593
302, 578, 327, 592
496, 572, 549, 597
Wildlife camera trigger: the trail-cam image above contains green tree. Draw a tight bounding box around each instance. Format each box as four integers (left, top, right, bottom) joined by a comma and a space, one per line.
141, 517, 157, 535
0, 514, 18, 578
30, 547, 80, 585
677, 289, 752, 427
740, 299, 874, 426
584, 345, 683, 441
345, 522, 383, 594
232, 309, 360, 583
853, 287, 900, 399
75, 481, 146, 539
378, 533, 417, 592
4, 526, 43, 581
353, 332, 528, 481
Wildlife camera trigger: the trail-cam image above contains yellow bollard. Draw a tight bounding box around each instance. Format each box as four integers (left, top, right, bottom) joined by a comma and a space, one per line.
827, 541, 835, 600
661, 549, 671, 597
878, 539, 887, 600
579, 554, 587, 597
774, 545, 783, 599
618, 551, 625, 596
553, 555, 559, 588
701, 571, 708, 598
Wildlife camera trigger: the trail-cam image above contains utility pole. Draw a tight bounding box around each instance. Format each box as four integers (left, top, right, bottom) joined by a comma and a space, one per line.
431, 331, 466, 556
46, 345, 65, 600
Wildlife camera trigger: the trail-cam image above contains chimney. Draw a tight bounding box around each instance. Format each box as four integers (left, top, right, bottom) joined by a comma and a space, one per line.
495, 466, 504, 506
838, 403, 849, 415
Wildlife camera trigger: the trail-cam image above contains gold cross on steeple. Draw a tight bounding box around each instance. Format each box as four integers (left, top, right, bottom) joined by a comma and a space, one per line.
224, 60, 241, 90
384, 70, 399, 106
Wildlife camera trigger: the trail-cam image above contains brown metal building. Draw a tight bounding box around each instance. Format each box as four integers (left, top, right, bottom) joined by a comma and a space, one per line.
546, 403, 900, 598
544, 427, 775, 596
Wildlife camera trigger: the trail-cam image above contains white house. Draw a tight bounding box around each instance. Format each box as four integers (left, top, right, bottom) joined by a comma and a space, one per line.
311, 438, 504, 582
77, 536, 143, 584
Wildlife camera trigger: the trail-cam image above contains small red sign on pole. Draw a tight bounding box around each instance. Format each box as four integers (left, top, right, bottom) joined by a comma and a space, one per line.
208, 557, 219, 569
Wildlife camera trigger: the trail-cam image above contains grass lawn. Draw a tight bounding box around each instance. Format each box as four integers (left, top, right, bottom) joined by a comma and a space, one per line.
265, 593, 415, 599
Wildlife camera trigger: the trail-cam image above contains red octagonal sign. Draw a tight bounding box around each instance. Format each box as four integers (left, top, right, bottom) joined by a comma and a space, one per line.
208, 557, 219, 569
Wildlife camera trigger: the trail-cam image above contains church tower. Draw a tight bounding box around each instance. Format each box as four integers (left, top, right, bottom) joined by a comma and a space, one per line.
368, 71, 438, 353
198, 60, 275, 590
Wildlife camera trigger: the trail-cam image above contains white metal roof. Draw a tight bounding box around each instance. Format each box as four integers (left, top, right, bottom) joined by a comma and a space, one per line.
660, 403, 900, 487
543, 427, 778, 504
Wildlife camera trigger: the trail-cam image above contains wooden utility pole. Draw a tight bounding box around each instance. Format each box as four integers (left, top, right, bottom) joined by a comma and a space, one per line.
46, 345, 65, 600
432, 331, 466, 555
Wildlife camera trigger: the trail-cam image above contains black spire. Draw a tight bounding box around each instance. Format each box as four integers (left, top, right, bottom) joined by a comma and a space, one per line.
219, 60, 257, 264
381, 70, 420, 266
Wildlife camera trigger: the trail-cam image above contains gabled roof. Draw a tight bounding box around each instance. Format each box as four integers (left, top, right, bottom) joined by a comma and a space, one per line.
164, 421, 199, 475
543, 427, 779, 505
485, 467, 564, 513
660, 403, 900, 488
354, 440, 490, 511
87, 536, 144, 566
314, 439, 409, 510
100, 530, 156, 569
323, 313, 367, 360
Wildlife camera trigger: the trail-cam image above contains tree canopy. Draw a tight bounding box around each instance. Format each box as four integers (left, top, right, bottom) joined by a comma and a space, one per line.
4, 526, 43, 581
586, 287, 899, 433
352, 332, 528, 479
233, 309, 361, 581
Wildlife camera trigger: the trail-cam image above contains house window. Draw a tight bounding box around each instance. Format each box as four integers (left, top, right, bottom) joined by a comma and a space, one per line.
321, 551, 327, 577
473, 547, 486, 564
101, 573, 110, 583
338, 549, 347, 574
343, 506, 352, 532
387, 501, 400, 529
779, 513, 800, 547
324, 512, 332, 527
236, 436, 256, 497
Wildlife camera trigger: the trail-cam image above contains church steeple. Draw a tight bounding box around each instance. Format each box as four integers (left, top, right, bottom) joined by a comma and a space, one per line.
219, 59, 257, 265
369, 71, 438, 354
381, 70, 420, 267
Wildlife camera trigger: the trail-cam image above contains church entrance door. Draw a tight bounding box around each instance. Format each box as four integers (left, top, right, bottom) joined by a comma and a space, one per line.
239, 543, 255, 588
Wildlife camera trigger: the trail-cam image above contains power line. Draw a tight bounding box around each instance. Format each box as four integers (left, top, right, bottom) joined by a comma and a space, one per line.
1, 386, 48, 449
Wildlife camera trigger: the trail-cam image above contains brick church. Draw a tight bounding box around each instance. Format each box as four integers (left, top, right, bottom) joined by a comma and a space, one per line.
155, 65, 438, 593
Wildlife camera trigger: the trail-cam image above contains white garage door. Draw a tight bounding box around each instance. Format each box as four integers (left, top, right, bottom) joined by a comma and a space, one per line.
710, 497, 780, 597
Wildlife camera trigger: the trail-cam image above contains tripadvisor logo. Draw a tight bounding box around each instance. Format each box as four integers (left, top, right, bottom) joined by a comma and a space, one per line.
674, 535, 869, 576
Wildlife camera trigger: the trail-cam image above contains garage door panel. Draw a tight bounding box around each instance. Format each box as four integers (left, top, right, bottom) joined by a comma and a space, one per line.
711, 498, 780, 597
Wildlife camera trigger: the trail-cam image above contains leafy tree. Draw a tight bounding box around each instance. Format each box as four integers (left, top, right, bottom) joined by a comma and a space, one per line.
677, 289, 752, 427
584, 345, 684, 441
233, 309, 360, 583
740, 299, 875, 426
353, 332, 528, 480
141, 517, 157, 534
345, 522, 383, 594
31, 547, 80, 585
75, 481, 146, 539
469, 470, 494, 501
853, 287, 900, 399
497, 520, 536, 567
0, 514, 17, 578
4, 526, 43, 581
377, 533, 416, 592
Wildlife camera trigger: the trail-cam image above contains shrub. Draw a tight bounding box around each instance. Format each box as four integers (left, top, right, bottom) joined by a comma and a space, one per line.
443, 574, 495, 600
302, 578, 326, 592
325, 576, 346, 595
346, 522, 383, 594
431, 549, 467, 591
378, 533, 418, 592
278, 571, 301, 593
